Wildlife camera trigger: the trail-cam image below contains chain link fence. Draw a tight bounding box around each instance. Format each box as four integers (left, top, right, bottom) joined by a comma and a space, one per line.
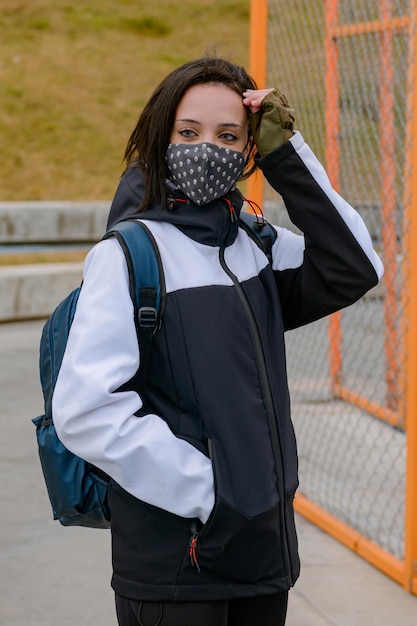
254, 0, 416, 588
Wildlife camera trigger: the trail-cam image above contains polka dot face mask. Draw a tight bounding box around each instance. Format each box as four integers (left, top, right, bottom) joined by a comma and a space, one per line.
165, 142, 245, 206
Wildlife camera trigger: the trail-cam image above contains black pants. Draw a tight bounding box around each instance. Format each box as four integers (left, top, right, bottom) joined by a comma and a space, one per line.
115, 591, 288, 626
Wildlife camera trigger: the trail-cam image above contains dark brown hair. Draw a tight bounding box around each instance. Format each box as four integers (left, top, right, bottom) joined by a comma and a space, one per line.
123, 55, 258, 212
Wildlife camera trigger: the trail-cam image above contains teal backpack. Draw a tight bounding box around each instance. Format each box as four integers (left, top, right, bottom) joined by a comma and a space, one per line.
32, 220, 164, 528
32, 214, 276, 529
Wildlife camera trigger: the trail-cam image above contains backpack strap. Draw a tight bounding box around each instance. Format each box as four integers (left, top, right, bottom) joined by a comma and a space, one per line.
103, 219, 166, 391
239, 211, 278, 265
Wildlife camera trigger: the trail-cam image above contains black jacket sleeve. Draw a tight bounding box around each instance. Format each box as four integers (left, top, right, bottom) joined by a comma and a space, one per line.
257, 133, 383, 330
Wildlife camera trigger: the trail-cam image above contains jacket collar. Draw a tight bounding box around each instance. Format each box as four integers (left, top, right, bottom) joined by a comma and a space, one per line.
107, 165, 244, 247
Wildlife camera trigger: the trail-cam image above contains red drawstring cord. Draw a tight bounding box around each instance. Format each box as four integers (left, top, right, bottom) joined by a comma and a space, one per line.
167, 196, 189, 210
189, 532, 201, 573
242, 196, 267, 230
223, 196, 237, 222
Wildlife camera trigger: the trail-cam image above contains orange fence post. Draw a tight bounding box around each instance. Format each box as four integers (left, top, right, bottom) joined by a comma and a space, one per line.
402, 0, 417, 595
379, 0, 400, 413
325, 0, 343, 389
247, 0, 268, 208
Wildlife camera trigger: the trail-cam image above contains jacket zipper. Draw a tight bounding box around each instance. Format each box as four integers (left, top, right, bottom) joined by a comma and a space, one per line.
217, 242, 293, 582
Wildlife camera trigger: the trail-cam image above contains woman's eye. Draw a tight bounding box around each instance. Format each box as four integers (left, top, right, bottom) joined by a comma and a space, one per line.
179, 129, 197, 138
220, 132, 238, 142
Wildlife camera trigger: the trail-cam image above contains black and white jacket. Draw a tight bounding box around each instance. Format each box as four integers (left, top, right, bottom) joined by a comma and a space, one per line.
53, 132, 383, 601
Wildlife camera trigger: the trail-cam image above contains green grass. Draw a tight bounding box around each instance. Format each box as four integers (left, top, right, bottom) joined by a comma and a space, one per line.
0, 0, 249, 201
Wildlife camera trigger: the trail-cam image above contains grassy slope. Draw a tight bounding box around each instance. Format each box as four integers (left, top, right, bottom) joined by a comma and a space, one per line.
0, 0, 249, 201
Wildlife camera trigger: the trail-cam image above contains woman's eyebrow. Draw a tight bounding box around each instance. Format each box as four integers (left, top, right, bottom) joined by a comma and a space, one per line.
175, 118, 201, 125
174, 119, 243, 128
217, 123, 244, 129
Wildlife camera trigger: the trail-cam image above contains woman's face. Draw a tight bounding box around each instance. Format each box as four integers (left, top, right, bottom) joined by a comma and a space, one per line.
170, 82, 249, 153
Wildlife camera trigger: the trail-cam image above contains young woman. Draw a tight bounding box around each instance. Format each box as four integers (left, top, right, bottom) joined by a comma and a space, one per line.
53, 56, 383, 626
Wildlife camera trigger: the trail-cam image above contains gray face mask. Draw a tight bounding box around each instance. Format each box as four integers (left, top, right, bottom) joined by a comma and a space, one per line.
165, 142, 245, 206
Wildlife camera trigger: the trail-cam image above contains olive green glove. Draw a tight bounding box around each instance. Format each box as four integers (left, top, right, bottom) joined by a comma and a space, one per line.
249, 89, 295, 157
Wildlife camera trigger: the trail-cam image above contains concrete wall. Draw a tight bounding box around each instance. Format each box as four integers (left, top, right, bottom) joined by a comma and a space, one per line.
0, 202, 109, 322
0, 201, 109, 243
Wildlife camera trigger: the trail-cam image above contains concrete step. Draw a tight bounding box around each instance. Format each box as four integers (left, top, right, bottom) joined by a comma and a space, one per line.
0, 263, 83, 322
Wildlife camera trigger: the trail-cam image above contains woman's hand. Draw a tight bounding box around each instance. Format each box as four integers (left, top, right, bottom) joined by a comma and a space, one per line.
242, 88, 275, 113
244, 88, 295, 157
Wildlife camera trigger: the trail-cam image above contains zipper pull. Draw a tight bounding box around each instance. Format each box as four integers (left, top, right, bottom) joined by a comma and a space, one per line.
189, 521, 201, 573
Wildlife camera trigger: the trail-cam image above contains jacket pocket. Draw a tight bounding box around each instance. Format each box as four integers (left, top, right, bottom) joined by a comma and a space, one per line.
195, 496, 286, 583
109, 481, 193, 585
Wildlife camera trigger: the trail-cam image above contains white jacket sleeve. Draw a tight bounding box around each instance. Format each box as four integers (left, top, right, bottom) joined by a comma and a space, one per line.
52, 237, 214, 523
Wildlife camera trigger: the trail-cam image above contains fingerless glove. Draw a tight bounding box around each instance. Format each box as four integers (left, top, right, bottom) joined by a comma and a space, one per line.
249, 89, 295, 157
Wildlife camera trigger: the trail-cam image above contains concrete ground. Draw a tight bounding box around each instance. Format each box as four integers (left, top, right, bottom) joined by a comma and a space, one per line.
1, 319, 417, 625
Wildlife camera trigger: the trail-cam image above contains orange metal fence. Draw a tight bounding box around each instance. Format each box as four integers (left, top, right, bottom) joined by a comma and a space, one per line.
326, 0, 402, 428
249, 0, 417, 596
